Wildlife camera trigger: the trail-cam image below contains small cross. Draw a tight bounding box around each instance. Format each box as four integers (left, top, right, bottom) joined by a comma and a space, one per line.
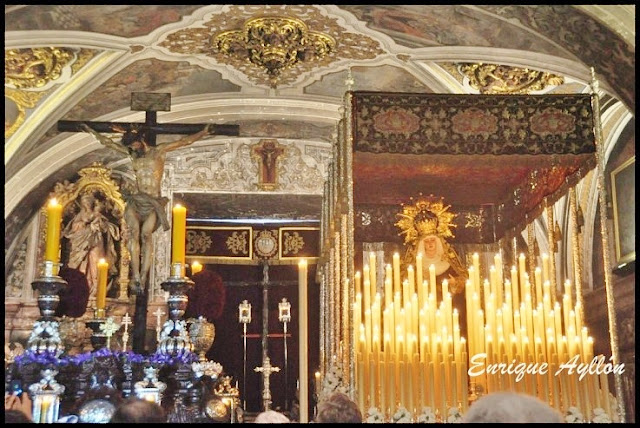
99, 317, 121, 349
121, 313, 132, 351
254, 356, 280, 410
122, 313, 132, 334
153, 308, 166, 341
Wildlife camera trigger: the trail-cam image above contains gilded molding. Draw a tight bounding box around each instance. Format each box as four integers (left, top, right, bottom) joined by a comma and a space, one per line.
459, 63, 564, 94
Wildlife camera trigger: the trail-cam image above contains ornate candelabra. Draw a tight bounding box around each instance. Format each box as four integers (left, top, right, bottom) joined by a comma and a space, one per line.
238, 300, 251, 410
157, 262, 195, 356
28, 261, 68, 355
278, 298, 291, 411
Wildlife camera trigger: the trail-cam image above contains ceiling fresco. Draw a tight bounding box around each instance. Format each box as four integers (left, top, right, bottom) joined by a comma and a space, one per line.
4, 4, 635, 254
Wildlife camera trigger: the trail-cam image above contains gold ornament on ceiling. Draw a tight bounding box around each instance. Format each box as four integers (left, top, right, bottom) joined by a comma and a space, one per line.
212, 16, 336, 89
458, 63, 565, 94
158, 5, 384, 88
5, 47, 74, 89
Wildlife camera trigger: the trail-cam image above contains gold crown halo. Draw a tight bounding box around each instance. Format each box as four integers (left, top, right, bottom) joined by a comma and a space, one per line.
396, 194, 457, 245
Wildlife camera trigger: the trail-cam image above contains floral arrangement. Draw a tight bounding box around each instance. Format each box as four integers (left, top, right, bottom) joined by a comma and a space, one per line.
565, 406, 585, 423
148, 350, 200, 365
391, 406, 412, 423
14, 349, 70, 368
446, 406, 463, 423
416, 406, 437, 423
13, 347, 198, 368
365, 407, 385, 423
319, 359, 348, 401
591, 408, 612, 423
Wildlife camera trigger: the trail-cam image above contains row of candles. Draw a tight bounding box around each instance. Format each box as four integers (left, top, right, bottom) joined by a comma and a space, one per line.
353, 251, 468, 418
44, 198, 197, 317
464, 252, 615, 421
353, 250, 616, 421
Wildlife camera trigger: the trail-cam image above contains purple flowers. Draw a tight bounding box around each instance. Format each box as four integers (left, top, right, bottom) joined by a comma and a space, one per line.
15, 348, 147, 367
148, 351, 199, 365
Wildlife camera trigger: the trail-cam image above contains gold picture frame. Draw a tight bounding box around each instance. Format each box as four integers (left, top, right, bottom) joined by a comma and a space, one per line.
611, 155, 635, 266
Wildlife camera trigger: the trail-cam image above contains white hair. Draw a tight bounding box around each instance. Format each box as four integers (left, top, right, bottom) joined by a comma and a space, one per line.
462, 391, 564, 423
253, 410, 290, 423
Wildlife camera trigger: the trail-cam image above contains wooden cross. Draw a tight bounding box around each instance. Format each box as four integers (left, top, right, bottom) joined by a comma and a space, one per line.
254, 356, 280, 411
99, 317, 121, 349
57, 92, 239, 146
153, 308, 166, 342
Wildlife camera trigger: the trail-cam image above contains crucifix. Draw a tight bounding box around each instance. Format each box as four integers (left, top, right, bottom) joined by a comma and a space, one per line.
57, 92, 240, 354
251, 139, 285, 190
99, 317, 121, 349
121, 312, 132, 351
254, 356, 280, 411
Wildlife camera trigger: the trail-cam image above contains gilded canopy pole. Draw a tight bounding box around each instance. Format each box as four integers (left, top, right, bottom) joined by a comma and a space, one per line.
569, 187, 585, 326
343, 91, 356, 396
341, 214, 350, 386
590, 68, 624, 422
545, 202, 558, 292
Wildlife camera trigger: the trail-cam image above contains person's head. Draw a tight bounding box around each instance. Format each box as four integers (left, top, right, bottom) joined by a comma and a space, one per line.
109, 397, 166, 423
462, 391, 563, 423
253, 410, 290, 423
315, 391, 362, 423
4, 409, 33, 423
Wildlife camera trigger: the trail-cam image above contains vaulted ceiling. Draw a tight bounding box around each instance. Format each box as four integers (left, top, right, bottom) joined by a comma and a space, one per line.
4, 5, 635, 253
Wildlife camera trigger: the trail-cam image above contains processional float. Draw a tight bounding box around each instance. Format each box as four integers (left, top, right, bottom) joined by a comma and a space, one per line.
316, 77, 624, 423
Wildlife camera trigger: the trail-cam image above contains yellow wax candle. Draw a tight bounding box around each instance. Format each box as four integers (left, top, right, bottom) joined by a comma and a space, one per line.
600, 368, 611, 417
40, 396, 52, 423
472, 252, 480, 285
369, 252, 377, 293
429, 264, 437, 299
96, 258, 109, 313
407, 264, 415, 296
461, 351, 469, 412
44, 198, 63, 264
190, 261, 203, 275
385, 264, 393, 309
171, 204, 187, 266
428, 361, 436, 410
564, 279, 573, 308
416, 252, 423, 300
392, 253, 401, 296
518, 253, 527, 305
298, 258, 309, 422
534, 267, 543, 306
357, 354, 365, 412
541, 253, 550, 285
510, 265, 520, 310
363, 266, 371, 309
355, 271, 362, 298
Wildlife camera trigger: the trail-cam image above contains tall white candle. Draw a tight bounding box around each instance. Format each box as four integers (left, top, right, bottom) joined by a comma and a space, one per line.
298, 259, 309, 422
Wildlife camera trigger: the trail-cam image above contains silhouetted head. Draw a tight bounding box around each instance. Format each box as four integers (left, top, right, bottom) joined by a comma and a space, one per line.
109, 398, 166, 423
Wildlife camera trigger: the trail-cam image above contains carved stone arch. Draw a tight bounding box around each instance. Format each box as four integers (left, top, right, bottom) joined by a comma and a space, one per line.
42, 162, 130, 300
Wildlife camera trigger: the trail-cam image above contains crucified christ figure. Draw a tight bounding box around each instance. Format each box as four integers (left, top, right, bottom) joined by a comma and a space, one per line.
82, 123, 212, 295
